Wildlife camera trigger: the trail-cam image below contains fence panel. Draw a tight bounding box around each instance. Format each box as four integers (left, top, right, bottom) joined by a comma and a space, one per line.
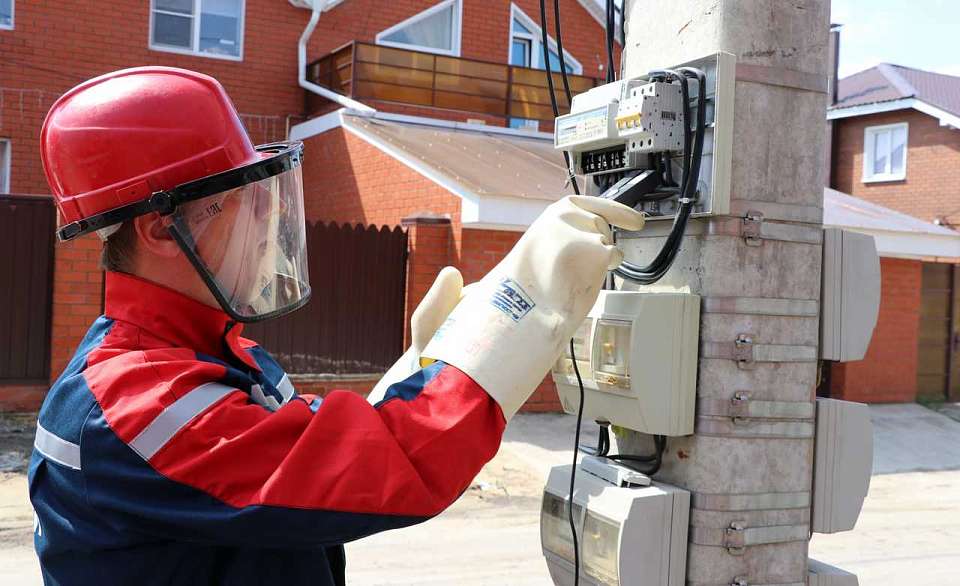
0, 196, 56, 383
245, 222, 408, 376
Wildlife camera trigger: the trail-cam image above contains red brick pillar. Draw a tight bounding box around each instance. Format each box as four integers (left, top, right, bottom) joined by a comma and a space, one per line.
401, 213, 453, 347
50, 234, 104, 383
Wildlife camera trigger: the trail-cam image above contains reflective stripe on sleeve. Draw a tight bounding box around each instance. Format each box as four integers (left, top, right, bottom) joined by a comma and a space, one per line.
35, 423, 82, 470
129, 383, 236, 461
277, 374, 295, 402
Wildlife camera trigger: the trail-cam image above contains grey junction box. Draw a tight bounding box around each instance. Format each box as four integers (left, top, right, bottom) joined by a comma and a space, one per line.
820, 228, 881, 362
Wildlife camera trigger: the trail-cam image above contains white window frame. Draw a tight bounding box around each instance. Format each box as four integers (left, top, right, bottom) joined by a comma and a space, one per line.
0, 0, 13, 30
375, 0, 462, 57
0, 139, 11, 193
862, 122, 908, 183
508, 4, 583, 75
148, 0, 245, 62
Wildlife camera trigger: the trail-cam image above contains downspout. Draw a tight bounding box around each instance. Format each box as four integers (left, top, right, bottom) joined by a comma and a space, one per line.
296, 1, 375, 114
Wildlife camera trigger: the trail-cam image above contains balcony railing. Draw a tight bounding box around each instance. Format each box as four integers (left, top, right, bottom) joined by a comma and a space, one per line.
306, 41, 599, 124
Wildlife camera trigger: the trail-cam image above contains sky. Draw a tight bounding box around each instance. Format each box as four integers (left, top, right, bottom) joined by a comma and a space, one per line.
831, 0, 960, 78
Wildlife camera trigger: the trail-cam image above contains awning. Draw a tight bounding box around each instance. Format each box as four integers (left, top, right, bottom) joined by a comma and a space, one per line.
824, 188, 960, 260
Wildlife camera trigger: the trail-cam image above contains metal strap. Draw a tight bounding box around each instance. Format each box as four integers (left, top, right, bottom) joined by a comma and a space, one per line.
701, 335, 818, 368
701, 297, 818, 317
736, 62, 829, 94
129, 382, 236, 460
697, 393, 815, 420
707, 215, 822, 245
696, 417, 814, 439
690, 522, 810, 553
728, 199, 823, 225
688, 578, 805, 586
34, 422, 81, 470
691, 491, 811, 511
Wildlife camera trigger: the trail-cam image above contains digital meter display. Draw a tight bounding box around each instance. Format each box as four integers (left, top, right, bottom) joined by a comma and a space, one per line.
555, 106, 610, 149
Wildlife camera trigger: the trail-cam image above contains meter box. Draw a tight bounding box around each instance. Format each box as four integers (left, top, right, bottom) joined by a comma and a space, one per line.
812, 398, 873, 534
552, 291, 700, 436
808, 558, 859, 586
554, 52, 735, 220
821, 229, 881, 362
541, 464, 689, 586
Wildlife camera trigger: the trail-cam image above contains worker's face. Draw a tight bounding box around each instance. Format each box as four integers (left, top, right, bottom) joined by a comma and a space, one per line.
167, 166, 310, 320
191, 184, 280, 307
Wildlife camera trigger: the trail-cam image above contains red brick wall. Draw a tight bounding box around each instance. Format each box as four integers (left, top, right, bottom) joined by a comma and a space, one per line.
832, 109, 960, 224
2, 0, 315, 395
830, 257, 922, 403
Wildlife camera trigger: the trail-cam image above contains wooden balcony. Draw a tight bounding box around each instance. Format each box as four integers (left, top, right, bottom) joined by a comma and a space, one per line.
306, 41, 599, 124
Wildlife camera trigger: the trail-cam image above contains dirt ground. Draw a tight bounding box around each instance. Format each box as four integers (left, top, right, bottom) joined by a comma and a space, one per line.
2, 410, 960, 585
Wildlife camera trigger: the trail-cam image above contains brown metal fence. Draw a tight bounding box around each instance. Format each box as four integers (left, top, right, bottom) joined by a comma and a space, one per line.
244, 222, 408, 376
0, 196, 56, 383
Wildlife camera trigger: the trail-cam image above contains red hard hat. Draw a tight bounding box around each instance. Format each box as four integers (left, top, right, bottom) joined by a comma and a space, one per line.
41, 66, 260, 234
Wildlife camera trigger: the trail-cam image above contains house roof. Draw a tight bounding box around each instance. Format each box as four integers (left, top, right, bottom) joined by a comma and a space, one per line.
291, 109, 960, 258
830, 64, 960, 127
824, 187, 960, 260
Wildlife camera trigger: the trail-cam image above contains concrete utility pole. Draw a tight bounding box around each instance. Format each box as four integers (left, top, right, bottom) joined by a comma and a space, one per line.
615, 1, 830, 584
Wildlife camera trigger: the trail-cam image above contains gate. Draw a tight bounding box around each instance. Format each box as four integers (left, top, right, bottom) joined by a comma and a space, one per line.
244, 222, 408, 376
0, 196, 56, 383
917, 262, 960, 402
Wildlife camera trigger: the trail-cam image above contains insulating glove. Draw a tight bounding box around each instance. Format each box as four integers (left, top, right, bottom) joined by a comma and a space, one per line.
422, 196, 646, 420
366, 266, 465, 404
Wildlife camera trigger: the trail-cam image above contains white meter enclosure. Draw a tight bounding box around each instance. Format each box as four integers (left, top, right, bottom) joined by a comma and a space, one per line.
552, 291, 700, 436
541, 464, 689, 586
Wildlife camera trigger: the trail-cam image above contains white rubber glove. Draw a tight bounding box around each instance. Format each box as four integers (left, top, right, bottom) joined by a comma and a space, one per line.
366, 266, 464, 404
422, 196, 645, 420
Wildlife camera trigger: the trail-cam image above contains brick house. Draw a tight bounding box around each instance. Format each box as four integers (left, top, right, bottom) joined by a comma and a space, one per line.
0, 0, 618, 410
826, 64, 960, 403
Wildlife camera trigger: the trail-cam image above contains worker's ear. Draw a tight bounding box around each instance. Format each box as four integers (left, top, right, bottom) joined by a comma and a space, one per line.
133, 213, 182, 258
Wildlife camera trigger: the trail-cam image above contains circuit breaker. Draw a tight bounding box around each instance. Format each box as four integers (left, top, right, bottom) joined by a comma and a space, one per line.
541, 464, 689, 586
552, 291, 700, 436
808, 559, 860, 586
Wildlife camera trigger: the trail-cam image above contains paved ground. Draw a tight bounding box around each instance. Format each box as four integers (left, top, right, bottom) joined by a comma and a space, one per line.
2, 407, 960, 585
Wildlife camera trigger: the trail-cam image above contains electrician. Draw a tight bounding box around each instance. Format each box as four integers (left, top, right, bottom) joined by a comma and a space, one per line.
29, 66, 644, 586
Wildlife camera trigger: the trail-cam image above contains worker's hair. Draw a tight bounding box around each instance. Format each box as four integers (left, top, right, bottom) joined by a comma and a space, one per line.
100, 221, 138, 273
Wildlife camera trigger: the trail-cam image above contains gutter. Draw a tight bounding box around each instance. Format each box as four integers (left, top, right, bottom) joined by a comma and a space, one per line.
294, 0, 374, 114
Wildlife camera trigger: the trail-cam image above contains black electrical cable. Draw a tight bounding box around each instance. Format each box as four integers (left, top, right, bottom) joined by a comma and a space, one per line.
614, 67, 706, 285
619, 0, 627, 48
605, 0, 616, 83
567, 338, 585, 586
606, 434, 667, 475
539, 0, 580, 196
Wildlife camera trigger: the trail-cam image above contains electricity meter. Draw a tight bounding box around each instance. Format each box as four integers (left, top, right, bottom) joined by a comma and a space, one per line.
541, 464, 689, 586
552, 291, 700, 436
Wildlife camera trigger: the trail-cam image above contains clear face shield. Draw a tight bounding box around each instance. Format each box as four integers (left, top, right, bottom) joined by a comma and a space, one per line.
165, 143, 311, 322
54, 141, 311, 322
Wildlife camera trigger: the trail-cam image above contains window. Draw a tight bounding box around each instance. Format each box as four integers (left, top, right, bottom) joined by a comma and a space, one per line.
0, 139, 10, 193
376, 0, 462, 56
508, 4, 582, 74
508, 4, 582, 131
0, 0, 12, 30
863, 123, 908, 182
150, 0, 244, 60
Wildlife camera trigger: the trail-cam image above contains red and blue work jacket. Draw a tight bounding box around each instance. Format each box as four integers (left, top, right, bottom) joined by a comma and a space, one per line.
29, 271, 505, 586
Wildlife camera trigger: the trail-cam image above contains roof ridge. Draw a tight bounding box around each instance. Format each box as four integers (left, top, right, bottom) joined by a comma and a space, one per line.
877, 63, 917, 98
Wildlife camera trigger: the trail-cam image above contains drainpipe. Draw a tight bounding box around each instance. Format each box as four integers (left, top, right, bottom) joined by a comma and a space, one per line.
294, 0, 375, 114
